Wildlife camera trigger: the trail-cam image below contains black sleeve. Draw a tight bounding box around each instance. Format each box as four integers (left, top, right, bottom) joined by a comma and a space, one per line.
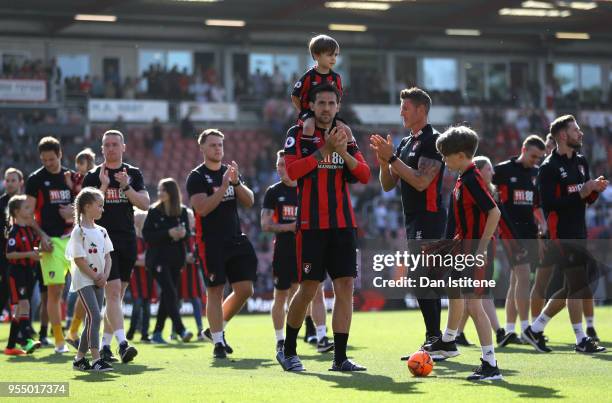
179, 207, 190, 242
291, 71, 308, 98
464, 175, 496, 213
24, 174, 39, 198
492, 164, 504, 187
283, 126, 299, 157
142, 208, 170, 244
186, 171, 211, 199
537, 162, 582, 211
420, 136, 443, 162
82, 170, 100, 188
262, 187, 276, 210
129, 168, 145, 192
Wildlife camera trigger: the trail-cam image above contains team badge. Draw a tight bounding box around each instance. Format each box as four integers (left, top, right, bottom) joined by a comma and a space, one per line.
294, 81, 302, 89
209, 274, 216, 282
49, 271, 55, 279
578, 165, 585, 176
412, 141, 420, 151
303, 263, 312, 274
532, 177, 537, 186
44, 181, 50, 186
8, 238, 15, 246
285, 136, 295, 148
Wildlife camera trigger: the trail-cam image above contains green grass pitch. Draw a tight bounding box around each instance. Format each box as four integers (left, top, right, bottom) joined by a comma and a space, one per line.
1, 307, 610, 402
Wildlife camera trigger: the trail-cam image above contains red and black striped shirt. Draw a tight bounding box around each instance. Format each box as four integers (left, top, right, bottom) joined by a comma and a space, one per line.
292, 67, 343, 113
5, 224, 39, 267
283, 125, 370, 230
450, 163, 497, 239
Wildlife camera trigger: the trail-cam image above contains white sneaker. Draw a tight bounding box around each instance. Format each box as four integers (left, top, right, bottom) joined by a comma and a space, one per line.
54, 345, 70, 354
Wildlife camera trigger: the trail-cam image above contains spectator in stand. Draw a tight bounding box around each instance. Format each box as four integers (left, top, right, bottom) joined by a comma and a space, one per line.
180, 110, 195, 139
123, 77, 137, 99
91, 76, 104, 98
104, 79, 117, 99
151, 118, 164, 157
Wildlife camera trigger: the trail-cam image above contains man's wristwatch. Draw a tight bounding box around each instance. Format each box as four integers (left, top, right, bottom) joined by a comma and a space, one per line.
231, 180, 241, 187
121, 185, 131, 192
388, 155, 398, 164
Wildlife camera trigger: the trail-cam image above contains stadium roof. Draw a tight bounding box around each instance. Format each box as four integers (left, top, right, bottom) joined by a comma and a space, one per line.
1, 0, 611, 47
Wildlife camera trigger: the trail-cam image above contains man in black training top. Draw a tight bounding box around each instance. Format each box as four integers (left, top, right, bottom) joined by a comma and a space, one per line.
370, 87, 446, 360
186, 129, 257, 359
83, 130, 150, 363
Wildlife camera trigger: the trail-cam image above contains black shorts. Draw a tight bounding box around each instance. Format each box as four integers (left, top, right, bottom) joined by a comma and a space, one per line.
272, 251, 298, 291
446, 240, 495, 298
200, 235, 258, 287
541, 239, 590, 269
34, 264, 47, 293
8, 265, 35, 305
405, 210, 446, 241
297, 228, 357, 282
109, 237, 137, 283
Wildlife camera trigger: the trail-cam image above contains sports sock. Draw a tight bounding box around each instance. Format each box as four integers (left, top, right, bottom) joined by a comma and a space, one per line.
531, 313, 551, 333
212, 331, 224, 345
283, 324, 300, 356
39, 325, 48, 339
520, 320, 529, 333
69, 317, 82, 339
304, 315, 315, 334
275, 329, 284, 342
481, 344, 496, 366
18, 314, 30, 338
333, 333, 349, 365
7, 318, 20, 349
572, 323, 586, 344
505, 323, 516, 334
418, 299, 441, 338
585, 316, 594, 328
102, 333, 112, 347
316, 325, 326, 342
441, 328, 458, 343
52, 324, 64, 346
114, 329, 126, 344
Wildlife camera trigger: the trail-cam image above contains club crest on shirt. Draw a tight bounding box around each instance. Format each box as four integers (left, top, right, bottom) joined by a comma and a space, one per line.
532, 177, 537, 186
412, 141, 420, 151
578, 165, 585, 176
285, 136, 296, 149
303, 263, 312, 274
8, 238, 15, 246
209, 273, 216, 282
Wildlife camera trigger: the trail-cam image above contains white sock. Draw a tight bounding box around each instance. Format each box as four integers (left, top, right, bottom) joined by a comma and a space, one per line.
114, 329, 126, 344
585, 316, 594, 328
102, 333, 112, 347
572, 323, 586, 344
442, 328, 458, 343
520, 320, 529, 333
316, 325, 326, 342
223, 321, 228, 330
505, 323, 515, 334
275, 329, 284, 342
481, 344, 496, 366
531, 313, 551, 333
212, 331, 224, 345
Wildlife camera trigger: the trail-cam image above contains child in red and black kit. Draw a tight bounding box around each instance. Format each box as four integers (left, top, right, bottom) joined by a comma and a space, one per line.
65, 148, 96, 196
127, 209, 155, 343
423, 126, 503, 381
291, 34, 347, 136
179, 224, 205, 340
4, 195, 42, 355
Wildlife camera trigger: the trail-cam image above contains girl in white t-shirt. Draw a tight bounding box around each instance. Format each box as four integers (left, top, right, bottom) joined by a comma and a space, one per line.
65, 187, 114, 372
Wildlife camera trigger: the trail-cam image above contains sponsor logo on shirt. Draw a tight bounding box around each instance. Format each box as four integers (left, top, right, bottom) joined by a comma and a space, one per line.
512, 190, 534, 205
282, 205, 298, 221
105, 187, 129, 204
318, 152, 345, 170
567, 183, 583, 194
213, 185, 235, 202
49, 189, 71, 204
